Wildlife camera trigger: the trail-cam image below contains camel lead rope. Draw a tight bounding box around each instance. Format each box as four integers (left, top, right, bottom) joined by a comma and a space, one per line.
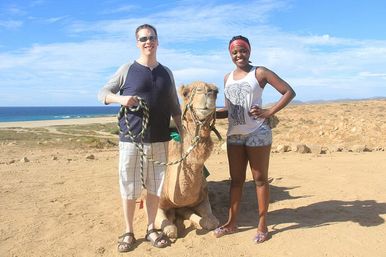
117, 95, 210, 189
117, 97, 149, 189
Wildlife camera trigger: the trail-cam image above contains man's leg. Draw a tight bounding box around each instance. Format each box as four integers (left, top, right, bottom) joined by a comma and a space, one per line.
118, 141, 140, 251
144, 142, 169, 246
145, 193, 159, 228
122, 198, 136, 233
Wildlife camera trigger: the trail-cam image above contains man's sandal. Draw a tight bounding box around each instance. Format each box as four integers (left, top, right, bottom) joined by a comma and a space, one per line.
252, 231, 269, 243
145, 229, 170, 248
117, 232, 136, 252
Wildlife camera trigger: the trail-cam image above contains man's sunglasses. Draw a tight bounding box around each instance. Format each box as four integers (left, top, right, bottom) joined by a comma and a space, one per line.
137, 36, 157, 42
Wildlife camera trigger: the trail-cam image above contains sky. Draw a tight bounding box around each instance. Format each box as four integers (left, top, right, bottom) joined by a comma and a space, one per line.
1, 0, 386, 106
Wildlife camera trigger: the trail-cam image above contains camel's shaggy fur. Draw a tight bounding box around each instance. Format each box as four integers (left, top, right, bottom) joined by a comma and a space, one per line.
156, 81, 220, 239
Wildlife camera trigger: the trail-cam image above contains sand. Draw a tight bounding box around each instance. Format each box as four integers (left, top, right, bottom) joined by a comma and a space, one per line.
1, 100, 385, 257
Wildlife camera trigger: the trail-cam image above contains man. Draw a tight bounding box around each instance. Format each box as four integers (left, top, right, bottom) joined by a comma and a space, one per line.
98, 24, 182, 252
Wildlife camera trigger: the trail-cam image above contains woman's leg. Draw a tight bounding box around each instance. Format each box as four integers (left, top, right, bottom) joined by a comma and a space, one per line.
246, 145, 271, 233
223, 144, 248, 228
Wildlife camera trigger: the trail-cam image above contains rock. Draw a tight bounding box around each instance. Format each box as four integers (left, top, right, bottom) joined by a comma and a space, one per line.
330, 145, 344, 152
290, 144, 299, 152
296, 144, 311, 154
21, 157, 30, 163
321, 146, 330, 154
96, 247, 106, 255
373, 146, 384, 151
52, 156, 58, 160
86, 154, 95, 160
308, 144, 321, 154
276, 144, 290, 153
350, 145, 371, 152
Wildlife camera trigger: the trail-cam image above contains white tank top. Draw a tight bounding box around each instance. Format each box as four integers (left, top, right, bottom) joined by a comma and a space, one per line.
224, 66, 265, 136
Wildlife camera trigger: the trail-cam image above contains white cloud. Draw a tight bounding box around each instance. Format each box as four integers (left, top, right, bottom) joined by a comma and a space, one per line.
44, 16, 68, 24
5, 5, 26, 16
101, 4, 137, 14
30, 0, 46, 7
359, 72, 386, 78
1, 0, 386, 106
0, 20, 23, 30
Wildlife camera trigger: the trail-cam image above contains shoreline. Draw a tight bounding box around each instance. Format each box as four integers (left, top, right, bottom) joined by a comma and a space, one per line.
0, 116, 116, 128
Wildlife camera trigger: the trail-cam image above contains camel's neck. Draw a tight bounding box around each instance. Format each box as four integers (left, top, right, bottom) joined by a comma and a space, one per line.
164, 119, 214, 207
183, 119, 212, 140
180, 119, 213, 171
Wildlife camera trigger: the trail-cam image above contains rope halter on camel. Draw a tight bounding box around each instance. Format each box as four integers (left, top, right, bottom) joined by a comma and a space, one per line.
181, 85, 218, 138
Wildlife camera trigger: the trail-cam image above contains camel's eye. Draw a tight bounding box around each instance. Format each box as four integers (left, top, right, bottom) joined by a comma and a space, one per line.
183, 90, 189, 98
207, 89, 218, 95
196, 87, 204, 92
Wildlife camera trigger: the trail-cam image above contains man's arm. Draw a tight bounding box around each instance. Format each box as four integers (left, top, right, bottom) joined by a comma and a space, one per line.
97, 63, 131, 105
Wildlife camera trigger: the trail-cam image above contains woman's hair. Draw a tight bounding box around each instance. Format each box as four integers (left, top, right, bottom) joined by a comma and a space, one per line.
135, 24, 158, 37
229, 35, 250, 49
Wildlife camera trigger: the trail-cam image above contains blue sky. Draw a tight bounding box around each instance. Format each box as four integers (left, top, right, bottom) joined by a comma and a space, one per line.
1, 0, 386, 106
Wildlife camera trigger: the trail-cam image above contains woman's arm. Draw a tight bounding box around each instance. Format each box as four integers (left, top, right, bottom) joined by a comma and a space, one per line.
253, 67, 296, 118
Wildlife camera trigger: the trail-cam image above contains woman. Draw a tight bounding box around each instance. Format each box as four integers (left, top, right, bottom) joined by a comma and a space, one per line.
215, 35, 295, 243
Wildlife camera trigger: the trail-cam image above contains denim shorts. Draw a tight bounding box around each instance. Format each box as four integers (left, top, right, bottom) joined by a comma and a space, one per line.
227, 121, 272, 147
118, 141, 168, 199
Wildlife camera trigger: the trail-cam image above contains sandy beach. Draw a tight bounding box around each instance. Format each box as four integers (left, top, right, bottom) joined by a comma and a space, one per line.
1, 100, 385, 257
0, 116, 116, 129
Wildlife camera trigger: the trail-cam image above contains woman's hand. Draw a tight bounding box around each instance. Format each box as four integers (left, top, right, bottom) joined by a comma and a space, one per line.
249, 105, 272, 119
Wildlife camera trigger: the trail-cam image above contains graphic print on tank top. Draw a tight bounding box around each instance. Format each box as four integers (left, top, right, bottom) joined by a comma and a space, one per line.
225, 81, 251, 126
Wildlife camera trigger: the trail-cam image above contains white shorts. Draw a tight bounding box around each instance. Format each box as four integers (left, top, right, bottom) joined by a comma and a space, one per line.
118, 141, 168, 200
227, 121, 272, 147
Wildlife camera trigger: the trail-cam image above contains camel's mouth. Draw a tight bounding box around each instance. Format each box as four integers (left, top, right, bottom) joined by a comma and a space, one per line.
194, 108, 215, 120
194, 107, 215, 110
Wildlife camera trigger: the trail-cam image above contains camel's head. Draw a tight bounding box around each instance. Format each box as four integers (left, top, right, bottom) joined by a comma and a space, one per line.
179, 81, 218, 121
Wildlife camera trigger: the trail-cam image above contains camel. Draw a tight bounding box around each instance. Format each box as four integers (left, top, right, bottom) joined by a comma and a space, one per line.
155, 81, 220, 239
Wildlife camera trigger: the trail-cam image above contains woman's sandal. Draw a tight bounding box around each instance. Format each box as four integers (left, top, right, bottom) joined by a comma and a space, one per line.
145, 229, 170, 248
213, 226, 238, 238
117, 232, 136, 252
252, 231, 269, 243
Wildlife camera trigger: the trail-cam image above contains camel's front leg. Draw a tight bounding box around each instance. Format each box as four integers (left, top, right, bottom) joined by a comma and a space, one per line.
192, 194, 219, 230
176, 207, 202, 228
176, 195, 219, 231
156, 208, 178, 239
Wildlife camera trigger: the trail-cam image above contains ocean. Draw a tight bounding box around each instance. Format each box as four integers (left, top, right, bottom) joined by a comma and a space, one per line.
0, 106, 121, 122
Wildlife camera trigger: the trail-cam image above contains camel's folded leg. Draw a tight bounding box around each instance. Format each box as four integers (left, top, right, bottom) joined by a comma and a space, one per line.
156, 208, 178, 239
194, 194, 219, 230
176, 195, 219, 231
176, 207, 202, 229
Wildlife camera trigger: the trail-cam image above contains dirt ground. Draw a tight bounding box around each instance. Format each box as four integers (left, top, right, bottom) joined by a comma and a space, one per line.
1, 100, 385, 257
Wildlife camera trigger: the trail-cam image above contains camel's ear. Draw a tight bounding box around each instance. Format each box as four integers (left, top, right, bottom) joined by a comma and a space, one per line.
178, 84, 190, 99
208, 83, 219, 94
